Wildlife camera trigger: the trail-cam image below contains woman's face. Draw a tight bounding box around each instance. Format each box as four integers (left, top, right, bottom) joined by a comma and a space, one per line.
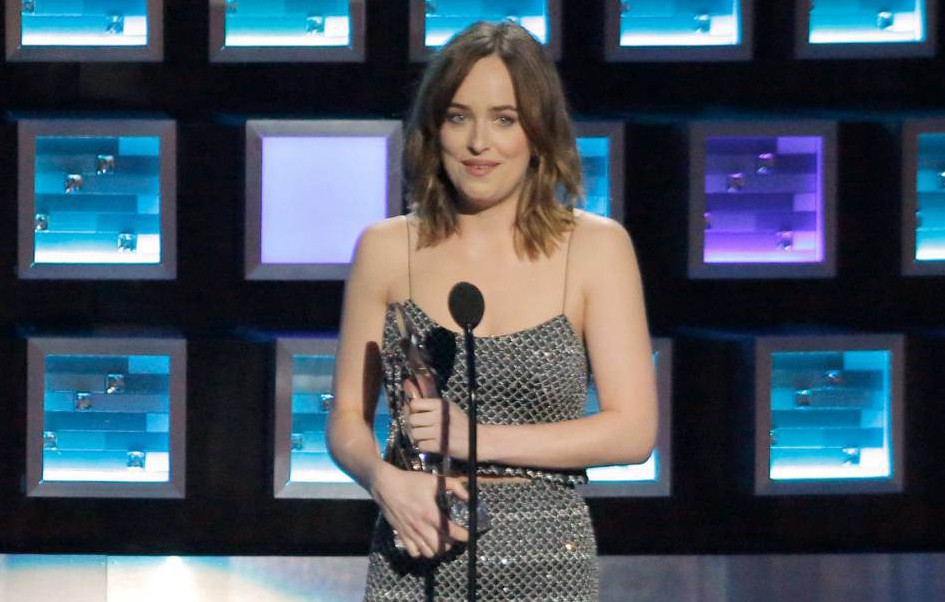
439, 55, 531, 213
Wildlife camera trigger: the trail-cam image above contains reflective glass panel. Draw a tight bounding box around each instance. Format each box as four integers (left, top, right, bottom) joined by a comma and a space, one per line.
585, 348, 661, 484
20, 0, 149, 47
424, 0, 549, 47
42, 354, 172, 483
576, 136, 611, 218
288, 354, 388, 483
915, 132, 945, 262
619, 0, 742, 47
769, 350, 893, 481
703, 135, 825, 264
223, 0, 352, 47
33, 135, 162, 265
808, 0, 927, 45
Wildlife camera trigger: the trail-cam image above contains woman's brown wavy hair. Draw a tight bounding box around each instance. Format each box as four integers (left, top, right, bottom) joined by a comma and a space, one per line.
404, 20, 583, 259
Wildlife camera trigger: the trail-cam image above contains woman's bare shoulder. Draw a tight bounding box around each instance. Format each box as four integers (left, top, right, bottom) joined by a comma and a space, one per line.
351, 216, 410, 295
571, 210, 634, 254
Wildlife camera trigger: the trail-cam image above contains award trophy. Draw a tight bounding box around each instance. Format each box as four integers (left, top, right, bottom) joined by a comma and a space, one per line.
389, 303, 490, 550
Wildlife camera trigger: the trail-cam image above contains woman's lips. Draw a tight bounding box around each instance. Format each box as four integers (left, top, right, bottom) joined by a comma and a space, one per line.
462, 159, 499, 176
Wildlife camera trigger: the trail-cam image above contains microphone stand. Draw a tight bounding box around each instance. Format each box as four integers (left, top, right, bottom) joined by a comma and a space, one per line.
463, 322, 479, 602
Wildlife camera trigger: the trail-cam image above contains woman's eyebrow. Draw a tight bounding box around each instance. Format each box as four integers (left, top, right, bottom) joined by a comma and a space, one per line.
448, 102, 519, 112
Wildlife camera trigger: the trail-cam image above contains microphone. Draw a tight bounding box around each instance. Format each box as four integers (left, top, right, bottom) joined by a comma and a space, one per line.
447, 281, 484, 602
448, 282, 484, 330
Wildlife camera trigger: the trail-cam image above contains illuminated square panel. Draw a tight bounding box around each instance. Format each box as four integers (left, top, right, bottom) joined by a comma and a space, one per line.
754, 335, 904, 495
245, 120, 402, 280
273, 337, 388, 498
583, 338, 672, 497
605, 0, 753, 61
902, 119, 945, 275
688, 120, 838, 279
209, 0, 365, 62
18, 119, 177, 280
26, 336, 186, 498
796, 0, 935, 59
6, 0, 163, 61
574, 121, 625, 221
409, 0, 561, 61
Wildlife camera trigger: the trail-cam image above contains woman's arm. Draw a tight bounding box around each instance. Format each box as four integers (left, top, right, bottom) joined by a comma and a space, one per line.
408, 215, 659, 470
327, 218, 468, 558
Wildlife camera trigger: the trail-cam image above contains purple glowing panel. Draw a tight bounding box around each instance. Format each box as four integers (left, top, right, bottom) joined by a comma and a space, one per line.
260, 136, 387, 265
703, 136, 825, 264
245, 119, 402, 280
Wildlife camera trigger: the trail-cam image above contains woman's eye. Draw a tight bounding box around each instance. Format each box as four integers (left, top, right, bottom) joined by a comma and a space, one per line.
447, 113, 466, 124
496, 115, 516, 127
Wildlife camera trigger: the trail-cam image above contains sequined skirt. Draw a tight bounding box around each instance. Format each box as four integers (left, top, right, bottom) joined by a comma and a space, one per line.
363, 479, 599, 602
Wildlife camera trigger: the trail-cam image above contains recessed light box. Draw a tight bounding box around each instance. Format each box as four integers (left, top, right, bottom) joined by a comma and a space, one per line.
795, 0, 935, 59
273, 337, 389, 498
6, 0, 163, 62
245, 120, 402, 280
604, 0, 753, 62
754, 334, 904, 495
902, 118, 945, 276
688, 120, 838, 279
18, 118, 177, 280
409, 0, 561, 61
209, 0, 366, 62
574, 121, 625, 222
582, 338, 673, 497
26, 336, 186, 498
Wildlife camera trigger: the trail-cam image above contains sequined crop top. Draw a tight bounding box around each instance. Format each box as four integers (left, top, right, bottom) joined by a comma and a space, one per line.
380, 299, 589, 486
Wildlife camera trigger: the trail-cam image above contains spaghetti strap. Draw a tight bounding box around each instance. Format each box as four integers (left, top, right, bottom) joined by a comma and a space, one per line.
404, 215, 414, 300
562, 221, 575, 314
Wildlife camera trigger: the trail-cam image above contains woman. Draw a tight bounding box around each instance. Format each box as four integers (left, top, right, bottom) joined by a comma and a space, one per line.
328, 21, 657, 601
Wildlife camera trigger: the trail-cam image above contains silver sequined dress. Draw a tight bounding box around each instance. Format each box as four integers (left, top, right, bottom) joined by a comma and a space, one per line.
364, 299, 599, 602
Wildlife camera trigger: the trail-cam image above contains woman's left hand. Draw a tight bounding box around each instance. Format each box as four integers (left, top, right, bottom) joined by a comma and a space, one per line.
404, 379, 470, 460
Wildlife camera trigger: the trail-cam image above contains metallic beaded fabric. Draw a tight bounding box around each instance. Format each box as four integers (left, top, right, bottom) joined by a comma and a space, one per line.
365, 300, 599, 601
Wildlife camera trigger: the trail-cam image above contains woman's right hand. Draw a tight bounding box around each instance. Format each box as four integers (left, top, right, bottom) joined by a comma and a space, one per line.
369, 463, 469, 558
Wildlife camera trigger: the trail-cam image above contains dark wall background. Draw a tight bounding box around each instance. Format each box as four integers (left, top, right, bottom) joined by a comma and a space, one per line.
1, 0, 945, 556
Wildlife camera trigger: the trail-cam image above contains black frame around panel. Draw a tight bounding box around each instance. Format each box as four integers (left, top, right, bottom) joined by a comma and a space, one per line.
25, 336, 187, 499
603, 0, 754, 62
6, 0, 165, 62
208, 0, 367, 63
17, 118, 178, 281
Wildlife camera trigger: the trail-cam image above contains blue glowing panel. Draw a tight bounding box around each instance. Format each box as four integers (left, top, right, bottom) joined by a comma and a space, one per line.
689, 121, 838, 279
425, 0, 549, 45
33, 136, 161, 265
755, 335, 904, 495
245, 120, 402, 280
7, 0, 163, 61
224, 0, 351, 47
796, 0, 935, 58
289, 355, 388, 484
576, 137, 611, 218
274, 337, 387, 498
209, 0, 365, 62
914, 133, 945, 263
809, 0, 926, 45
583, 338, 672, 497
411, 0, 560, 60
21, 0, 148, 46
27, 337, 186, 498
18, 119, 177, 280
619, 0, 742, 47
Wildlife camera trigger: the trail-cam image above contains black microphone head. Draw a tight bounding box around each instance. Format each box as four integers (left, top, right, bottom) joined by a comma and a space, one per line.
448, 282, 485, 330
